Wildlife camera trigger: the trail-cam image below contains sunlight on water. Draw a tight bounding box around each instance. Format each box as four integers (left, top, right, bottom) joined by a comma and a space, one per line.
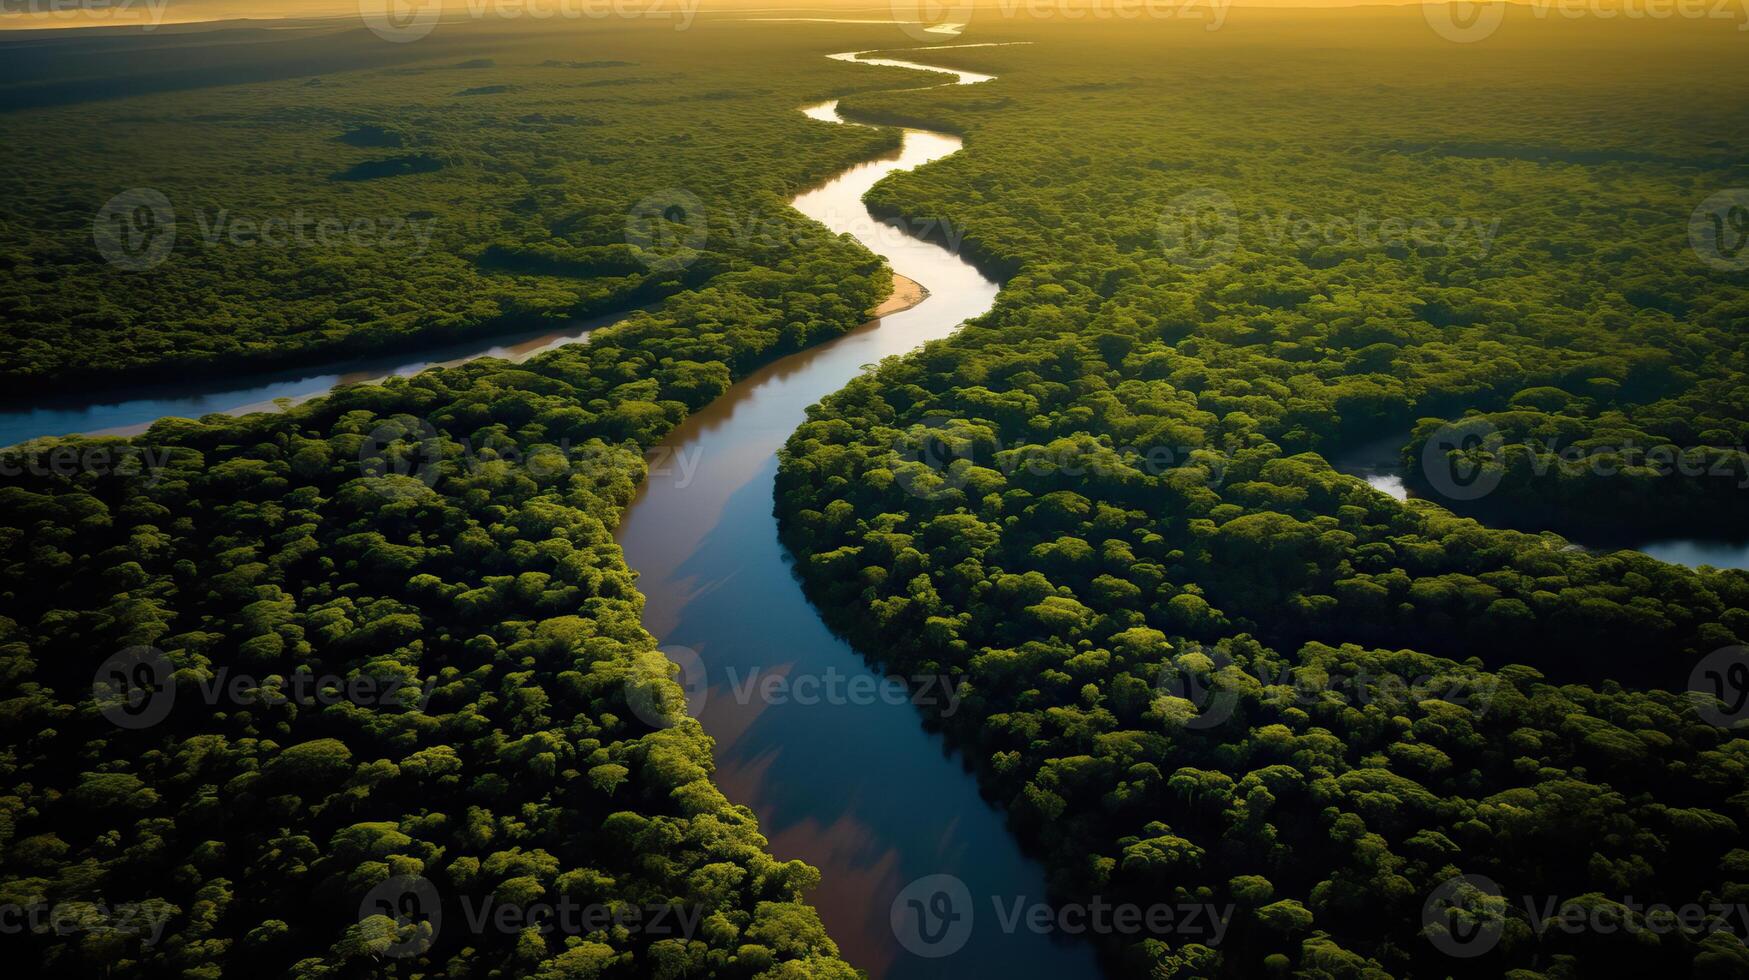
614, 40, 1096, 980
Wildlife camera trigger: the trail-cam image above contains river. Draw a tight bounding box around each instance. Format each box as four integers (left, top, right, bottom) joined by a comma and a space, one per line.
1331, 431, 1749, 571
0, 32, 1100, 976
0, 306, 634, 446
613, 42, 1101, 979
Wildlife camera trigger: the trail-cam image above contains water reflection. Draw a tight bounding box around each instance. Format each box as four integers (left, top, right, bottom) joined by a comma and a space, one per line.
0, 306, 636, 446
1328, 429, 1749, 571
1612, 538, 1749, 571
614, 48, 1099, 980
1328, 431, 1410, 501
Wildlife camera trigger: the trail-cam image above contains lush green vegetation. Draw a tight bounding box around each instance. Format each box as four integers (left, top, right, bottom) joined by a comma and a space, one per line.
0, 16, 917, 978
1, 255, 888, 978
0, 18, 905, 393
6, 9, 1749, 980
778, 12, 1749, 977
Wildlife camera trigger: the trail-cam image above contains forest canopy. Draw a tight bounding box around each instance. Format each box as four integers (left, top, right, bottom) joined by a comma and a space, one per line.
0, 17, 901, 978
777, 12, 1749, 979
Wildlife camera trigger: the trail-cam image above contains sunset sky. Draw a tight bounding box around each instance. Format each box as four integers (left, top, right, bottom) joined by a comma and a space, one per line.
0, 0, 1511, 32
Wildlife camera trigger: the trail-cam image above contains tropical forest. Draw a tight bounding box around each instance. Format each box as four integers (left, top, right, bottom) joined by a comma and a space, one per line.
0, 3, 1746, 979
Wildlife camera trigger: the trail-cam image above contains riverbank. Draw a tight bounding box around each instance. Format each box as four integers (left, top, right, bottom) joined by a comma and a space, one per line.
876, 273, 928, 317
614, 39, 1102, 980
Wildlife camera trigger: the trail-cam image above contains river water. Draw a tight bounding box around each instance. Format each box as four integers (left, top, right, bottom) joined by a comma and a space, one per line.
1331, 431, 1749, 570
613, 45, 1101, 980
0, 306, 633, 446
0, 32, 1099, 976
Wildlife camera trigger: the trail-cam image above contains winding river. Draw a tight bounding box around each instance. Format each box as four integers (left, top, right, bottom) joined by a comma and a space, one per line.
1332, 431, 1749, 570
0, 34, 1098, 976
0, 305, 643, 446
614, 43, 1100, 979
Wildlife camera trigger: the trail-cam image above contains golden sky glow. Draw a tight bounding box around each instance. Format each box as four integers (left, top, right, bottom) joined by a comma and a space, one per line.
0, 0, 1519, 33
